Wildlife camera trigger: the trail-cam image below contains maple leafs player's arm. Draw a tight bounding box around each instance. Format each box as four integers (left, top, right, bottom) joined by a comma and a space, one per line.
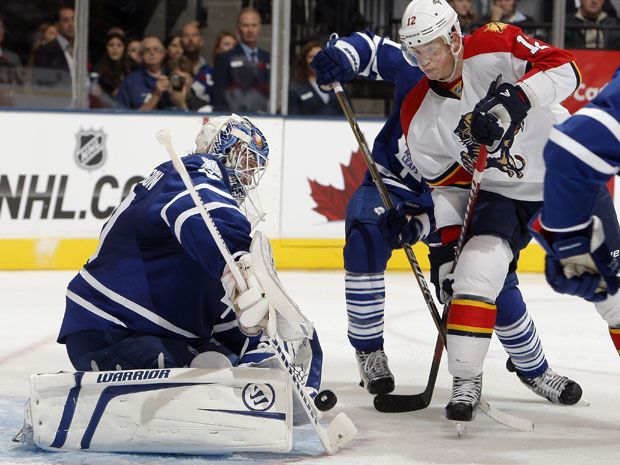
159, 163, 252, 279
312, 31, 423, 87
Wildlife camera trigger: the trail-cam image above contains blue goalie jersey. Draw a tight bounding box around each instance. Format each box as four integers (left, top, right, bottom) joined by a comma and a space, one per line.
58, 153, 251, 343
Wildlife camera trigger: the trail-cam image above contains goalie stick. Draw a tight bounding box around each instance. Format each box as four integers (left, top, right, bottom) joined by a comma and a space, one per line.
156, 129, 357, 455
334, 81, 532, 430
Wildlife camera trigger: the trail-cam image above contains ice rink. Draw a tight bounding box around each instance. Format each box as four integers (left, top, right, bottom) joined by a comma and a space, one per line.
1, 270, 618, 465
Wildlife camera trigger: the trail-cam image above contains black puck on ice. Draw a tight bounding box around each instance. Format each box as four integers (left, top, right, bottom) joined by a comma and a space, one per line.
314, 389, 337, 411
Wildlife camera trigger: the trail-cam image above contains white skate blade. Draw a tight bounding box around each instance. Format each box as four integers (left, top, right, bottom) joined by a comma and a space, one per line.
451, 421, 468, 438
321, 412, 358, 455
479, 399, 534, 431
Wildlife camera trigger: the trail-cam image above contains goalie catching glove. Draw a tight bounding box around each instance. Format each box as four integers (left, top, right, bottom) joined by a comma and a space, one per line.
221, 231, 314, 341
529, 213, 620, 302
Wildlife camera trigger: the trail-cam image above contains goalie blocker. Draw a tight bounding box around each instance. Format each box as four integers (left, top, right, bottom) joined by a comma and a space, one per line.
18, 367, 294, 454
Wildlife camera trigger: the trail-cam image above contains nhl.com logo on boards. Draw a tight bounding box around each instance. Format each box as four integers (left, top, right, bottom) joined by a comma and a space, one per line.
0, 127, 144, 221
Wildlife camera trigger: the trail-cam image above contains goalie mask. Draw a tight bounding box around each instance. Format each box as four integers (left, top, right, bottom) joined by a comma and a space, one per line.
195, 114, 269, 228
399, 0, 462, 82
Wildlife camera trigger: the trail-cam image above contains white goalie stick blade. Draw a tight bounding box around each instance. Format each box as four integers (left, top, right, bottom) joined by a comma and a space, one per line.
324, 412, 358, 454
268, 337, 357, 455
479, 399, 534, 431
251, 231, 314, 341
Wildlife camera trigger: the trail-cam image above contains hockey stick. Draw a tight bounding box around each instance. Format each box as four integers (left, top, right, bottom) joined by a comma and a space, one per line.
333, 81, 446, 412
372, 142, 490, 414
332, 82, 445, 344
156, 129, 357, 455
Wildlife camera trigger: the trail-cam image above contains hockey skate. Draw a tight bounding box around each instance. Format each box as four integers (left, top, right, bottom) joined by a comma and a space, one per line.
507, 359, 582, 405
445, 374, 482, 436
355, 348, 395, 395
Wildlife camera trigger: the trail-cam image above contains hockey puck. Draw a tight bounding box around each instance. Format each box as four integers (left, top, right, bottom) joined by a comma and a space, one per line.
314, 389, 337, 411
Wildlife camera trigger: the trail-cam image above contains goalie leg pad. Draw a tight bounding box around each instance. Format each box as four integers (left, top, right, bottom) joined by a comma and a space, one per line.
27, 367, 292, 454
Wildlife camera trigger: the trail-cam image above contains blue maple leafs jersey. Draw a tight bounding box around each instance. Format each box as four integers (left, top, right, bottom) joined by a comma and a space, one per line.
58, 153, 251, 343
336, 31, 428, 196
542, 66, 620, 232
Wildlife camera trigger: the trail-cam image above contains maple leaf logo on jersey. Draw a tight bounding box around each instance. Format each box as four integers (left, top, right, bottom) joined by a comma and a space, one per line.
454, 113, 525, 178
484, 22, 509, 33
308, 148, 367, 221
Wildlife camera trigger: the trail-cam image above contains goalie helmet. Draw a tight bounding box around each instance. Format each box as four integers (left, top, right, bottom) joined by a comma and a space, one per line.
195, 114, 269, 200
195, 114, 269, 228
399, 0, 461, 68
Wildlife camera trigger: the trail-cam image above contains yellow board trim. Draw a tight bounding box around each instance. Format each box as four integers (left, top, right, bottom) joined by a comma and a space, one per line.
0, 238, 547, 271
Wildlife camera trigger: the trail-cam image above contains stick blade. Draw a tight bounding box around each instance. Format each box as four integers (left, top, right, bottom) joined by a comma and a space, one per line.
479, 400, 534, 431
322, 412, 357, 455
374, 392, 431, 413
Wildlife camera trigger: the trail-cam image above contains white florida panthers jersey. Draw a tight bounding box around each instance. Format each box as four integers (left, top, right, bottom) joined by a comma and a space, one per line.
401, 23, 580, 229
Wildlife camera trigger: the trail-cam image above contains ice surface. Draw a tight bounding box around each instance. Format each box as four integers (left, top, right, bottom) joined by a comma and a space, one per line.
1, 271, 618, 465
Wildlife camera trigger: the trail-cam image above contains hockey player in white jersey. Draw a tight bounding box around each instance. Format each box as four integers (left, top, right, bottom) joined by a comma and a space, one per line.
529, 67, 620, 357
40, 114, 327, 454
311, 18, 583, 409
394, 0, 587, 423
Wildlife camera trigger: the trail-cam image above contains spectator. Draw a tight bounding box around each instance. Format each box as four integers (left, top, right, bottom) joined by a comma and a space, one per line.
28, 23, 57, 66
211, 30, 237, 62
92, 30, 131, 106
0, 14, 24, 90
449, 0, 480, 33
168, 55, 210, 111
213, 7, 270, 113
483, 0, 534, 25
116, 36, 173, 111
126, 38, 142, 69
32, 5, 74, 95
180, 21, 205, 75
289, 40, 340, 115
164, 33, 183, 71
565, 0, 620, 49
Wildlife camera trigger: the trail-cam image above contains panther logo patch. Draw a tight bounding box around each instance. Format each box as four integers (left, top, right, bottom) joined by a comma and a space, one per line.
454, 113, 525, 178
484, 22, 509, 33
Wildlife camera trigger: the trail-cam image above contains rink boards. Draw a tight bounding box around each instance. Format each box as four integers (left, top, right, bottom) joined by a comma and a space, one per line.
0, 109, 570, 271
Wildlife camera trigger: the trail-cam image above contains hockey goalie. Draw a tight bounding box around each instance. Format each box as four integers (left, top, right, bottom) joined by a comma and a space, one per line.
15, 115, 355, 455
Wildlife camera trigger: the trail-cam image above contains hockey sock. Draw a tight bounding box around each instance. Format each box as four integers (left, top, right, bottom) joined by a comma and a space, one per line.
446, 295, 496, 378
495, 284, 548, 379
609, 327, 620, 356
345, 271, 386, 352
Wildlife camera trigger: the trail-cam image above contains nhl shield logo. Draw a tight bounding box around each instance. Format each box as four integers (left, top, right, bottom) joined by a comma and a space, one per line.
74, 128, 107, 170
242, 383, 276, 411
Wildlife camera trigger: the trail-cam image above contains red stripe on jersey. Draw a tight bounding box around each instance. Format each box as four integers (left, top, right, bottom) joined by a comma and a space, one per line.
426, 163, 472, 188
463, 22, 577, 80
609, 328, 620, 354
447, 299, 497, 332
401, 78, 430, 140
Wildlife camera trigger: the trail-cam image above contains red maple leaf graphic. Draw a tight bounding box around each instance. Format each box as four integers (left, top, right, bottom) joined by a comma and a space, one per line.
308, 148, 367, 221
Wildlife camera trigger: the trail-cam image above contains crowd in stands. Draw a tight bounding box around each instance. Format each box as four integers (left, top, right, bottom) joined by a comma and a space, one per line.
0, 1, 618, 114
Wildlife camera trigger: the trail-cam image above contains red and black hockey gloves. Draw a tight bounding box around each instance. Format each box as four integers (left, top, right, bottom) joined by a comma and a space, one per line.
529, 213, 620, 302
377, 201, 429, 249
470, 76, 531, 151
311, 38, 358, 87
